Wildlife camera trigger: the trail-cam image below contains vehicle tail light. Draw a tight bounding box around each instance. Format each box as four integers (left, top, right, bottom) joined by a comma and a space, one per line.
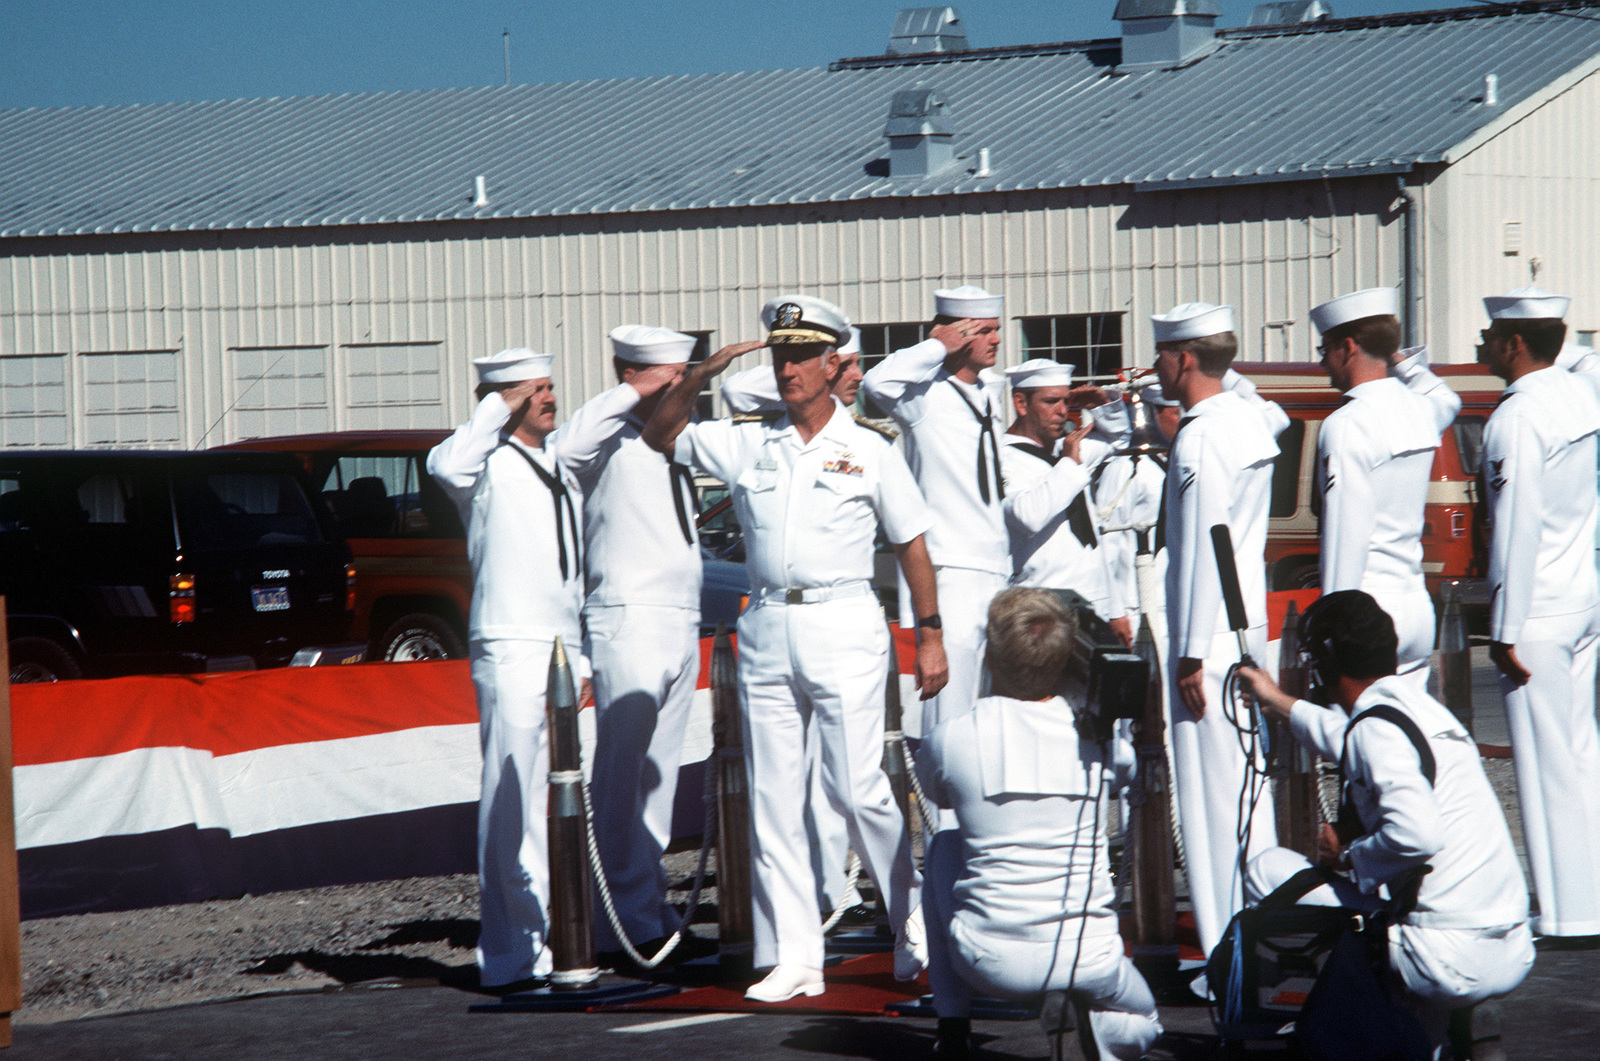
170, 573, 196, 625
345, 563, 358, 612
739, 594, 749, 614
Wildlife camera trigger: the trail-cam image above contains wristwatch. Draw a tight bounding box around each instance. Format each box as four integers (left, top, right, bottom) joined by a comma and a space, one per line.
916, 613, 943, 631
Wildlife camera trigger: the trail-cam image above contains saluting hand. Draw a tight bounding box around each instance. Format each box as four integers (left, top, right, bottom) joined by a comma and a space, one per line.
1067, 384, 1112, 409
705, 339, 766, 376
929, 320, 981, 360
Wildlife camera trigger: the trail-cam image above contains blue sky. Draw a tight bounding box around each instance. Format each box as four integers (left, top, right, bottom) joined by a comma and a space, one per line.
4, 0, 1434, 110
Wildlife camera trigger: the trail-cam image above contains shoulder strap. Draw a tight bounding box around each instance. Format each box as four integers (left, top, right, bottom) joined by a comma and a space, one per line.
732, 411, 783, 425
1342, 705, 1436, 787
851, 412, 899, 442
1257, 865, 1342, 912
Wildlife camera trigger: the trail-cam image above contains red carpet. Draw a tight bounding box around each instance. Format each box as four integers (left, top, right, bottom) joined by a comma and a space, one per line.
611, 952, 927, 1015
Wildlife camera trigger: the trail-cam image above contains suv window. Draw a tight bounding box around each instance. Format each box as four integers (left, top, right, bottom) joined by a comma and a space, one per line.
0, 477, 34, 533
1270, 419, 1305, 518
318, 454, 462, 539
175, 472, 324, 550
1453, 416, 1485, 477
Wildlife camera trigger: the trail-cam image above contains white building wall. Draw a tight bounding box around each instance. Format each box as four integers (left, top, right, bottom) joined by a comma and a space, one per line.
0, 178, 1399, 448
1426, 67, 1600, 362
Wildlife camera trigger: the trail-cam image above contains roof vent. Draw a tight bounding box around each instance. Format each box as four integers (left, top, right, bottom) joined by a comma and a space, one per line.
1114, 0, 1221, 71
1246, 1, 1332, 26
884, 88, 957, 178
887, 7, 968, 55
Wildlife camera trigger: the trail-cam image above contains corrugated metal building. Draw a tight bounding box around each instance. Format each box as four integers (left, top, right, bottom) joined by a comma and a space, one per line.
1, 0, 1597, 448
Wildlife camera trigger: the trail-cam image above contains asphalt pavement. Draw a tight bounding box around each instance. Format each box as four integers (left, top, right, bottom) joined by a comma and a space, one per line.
13, 644, 1600, 1060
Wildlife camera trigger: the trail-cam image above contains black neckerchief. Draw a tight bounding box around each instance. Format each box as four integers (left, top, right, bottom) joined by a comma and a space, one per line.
507, 443, 580, 581
948, 379, 1005, 505
669, 461, 697, 546
1152, 417, 1193, 555
1009, 440, 1097, 549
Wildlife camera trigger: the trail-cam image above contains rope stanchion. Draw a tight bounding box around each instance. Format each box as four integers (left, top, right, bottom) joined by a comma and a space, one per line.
546, 638, 600, 990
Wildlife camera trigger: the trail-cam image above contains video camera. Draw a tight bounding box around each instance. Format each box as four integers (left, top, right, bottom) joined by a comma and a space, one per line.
1049, 589, 1148, 743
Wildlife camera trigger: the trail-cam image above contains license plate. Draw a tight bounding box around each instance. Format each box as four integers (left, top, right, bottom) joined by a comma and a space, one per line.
252, 585, 290, 612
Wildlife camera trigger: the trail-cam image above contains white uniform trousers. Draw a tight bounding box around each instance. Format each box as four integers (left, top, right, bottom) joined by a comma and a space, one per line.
1372, 585, 1435, 695
1170, 626, 1279, 958
471, 637, 555, 986
1247, 848, 1535, 1051
924, 566, 1008, 733
586, 605, 701, 951
924, 832, 1161, 1061
1501, 607, 1600, 936
739, 594, 920, 970
807, 717, 856, 913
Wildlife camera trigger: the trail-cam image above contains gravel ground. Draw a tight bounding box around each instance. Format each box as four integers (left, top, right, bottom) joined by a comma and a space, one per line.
18, 850, 719, 1027
18, 760, 1528, 1030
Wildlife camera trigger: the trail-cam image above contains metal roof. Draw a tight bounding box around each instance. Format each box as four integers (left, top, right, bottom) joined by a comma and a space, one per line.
1, 2, 1597, 238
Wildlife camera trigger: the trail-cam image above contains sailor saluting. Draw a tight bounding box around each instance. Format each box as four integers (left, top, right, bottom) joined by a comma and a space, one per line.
427, 348, 591, 992
861, 285, 1011, 733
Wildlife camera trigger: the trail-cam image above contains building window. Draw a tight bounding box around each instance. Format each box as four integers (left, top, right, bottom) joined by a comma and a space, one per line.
1019, 314, 1123, 381
683, 331, 716, 420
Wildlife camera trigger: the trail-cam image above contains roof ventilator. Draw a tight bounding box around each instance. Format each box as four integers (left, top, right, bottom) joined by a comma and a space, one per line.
1246, 1, 1332, 27
885, 88, 957, 178
887, 7, 968, 55
1114, 0, 1222, 72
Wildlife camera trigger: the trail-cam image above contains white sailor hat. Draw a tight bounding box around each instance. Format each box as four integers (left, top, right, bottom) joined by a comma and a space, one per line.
609, 325, 696, 365
760, 295, 852, 346
1484, 285, 1570, 321
473, 347, 554, 384
934, 285, 1004, 320
1005, 358, 1074, 390
1309, 287, 1398, 335
1151, 302, 1235, 343
839, 326, 862, 356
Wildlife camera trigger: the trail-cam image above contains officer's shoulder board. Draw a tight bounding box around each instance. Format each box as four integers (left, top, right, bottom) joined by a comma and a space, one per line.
731, 411, 783, 425
851, 413, 899, 442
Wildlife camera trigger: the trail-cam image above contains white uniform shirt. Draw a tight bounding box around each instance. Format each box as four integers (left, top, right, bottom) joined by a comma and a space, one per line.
1484, 365, 1600, 642
999, 435, 1124, 618
862, 338, 1009, 575
672, 402, 931, 593
1318, 352, 1461, 597
1165, 385, 1285, 659
720, 365, 783, 414
427, 393, 586, 646
549, 383, 702, 610
1289, 676, 1529, 929
918, 695, 1134, 942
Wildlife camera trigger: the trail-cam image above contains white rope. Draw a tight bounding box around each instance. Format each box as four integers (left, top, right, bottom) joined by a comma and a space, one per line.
899, 739, 940, 839
578, 759, 718, 970
820, 849, 864, 934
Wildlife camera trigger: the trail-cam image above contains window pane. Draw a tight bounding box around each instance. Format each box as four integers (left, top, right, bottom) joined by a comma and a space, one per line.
1269, 419, 1305, 518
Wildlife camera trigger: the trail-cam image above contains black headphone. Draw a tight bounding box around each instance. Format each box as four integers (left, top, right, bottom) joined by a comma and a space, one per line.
1297, 592, 1346, 703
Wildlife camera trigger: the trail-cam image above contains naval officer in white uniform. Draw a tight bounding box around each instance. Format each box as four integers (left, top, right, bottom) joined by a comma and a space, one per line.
1153, 302, 1285, 960
1241, 591, 1533, 1056
997, 358, 1132, 642
428, 349, 588, 991
918, 588, 1163, 1061
720, 325, 873, 921
643, 296, 947, 1003
545, 325, 701, 961
1308, 287, 1461, 691
862, 286, 1010, 732
1477, 285, 1600, 945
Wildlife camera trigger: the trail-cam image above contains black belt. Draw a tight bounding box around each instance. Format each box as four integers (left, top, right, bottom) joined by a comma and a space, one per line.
508, 444, 581, 581
949, 380, 1005, 505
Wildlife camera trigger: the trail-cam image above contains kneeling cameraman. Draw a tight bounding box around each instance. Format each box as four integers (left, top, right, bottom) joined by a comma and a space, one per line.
1238, 590, 1532, 1056
917, 588, 1163, 1060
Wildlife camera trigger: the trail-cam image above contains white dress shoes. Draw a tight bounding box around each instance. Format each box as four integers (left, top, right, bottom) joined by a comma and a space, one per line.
894, 905, 929, 981
743, 964, 826, 1002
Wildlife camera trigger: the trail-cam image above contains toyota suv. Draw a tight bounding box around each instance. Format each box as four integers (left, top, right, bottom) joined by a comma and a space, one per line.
0, 451, 354, 682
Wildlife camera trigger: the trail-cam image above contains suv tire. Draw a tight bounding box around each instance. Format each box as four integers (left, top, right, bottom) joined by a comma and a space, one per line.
374, 613, 466, 662
10, 637, 84, 683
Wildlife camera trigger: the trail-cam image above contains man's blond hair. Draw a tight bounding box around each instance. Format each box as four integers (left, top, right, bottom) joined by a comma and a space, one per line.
985, 588, 1077, 700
